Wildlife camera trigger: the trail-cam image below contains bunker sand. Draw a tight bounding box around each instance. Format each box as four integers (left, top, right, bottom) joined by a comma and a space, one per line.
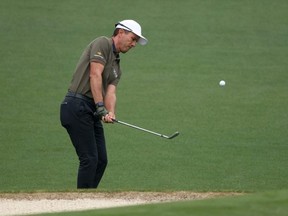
0, 191, 242, 216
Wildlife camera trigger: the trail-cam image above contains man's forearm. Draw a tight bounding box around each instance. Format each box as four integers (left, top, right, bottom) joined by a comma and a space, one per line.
90, 62, 105, 104
104, 84, 117, 115
90, 75, 103, 104
104, 93, 116, 113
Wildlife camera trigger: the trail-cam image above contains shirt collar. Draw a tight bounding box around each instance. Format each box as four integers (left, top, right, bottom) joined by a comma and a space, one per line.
111, 40, 120, 63
111, 39, 118, 54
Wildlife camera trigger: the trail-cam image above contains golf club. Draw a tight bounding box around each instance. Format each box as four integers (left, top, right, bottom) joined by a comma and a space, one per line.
113, 119, 179, 139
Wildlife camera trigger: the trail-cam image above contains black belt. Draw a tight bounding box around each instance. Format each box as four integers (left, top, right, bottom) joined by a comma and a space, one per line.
66, 92, 94, 104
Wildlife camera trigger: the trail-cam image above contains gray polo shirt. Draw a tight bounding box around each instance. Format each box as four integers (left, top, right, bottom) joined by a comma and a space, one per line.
68, 36, 121, 98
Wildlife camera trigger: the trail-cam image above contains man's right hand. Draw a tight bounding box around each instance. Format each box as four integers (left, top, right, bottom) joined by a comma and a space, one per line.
102, 112, 115, 123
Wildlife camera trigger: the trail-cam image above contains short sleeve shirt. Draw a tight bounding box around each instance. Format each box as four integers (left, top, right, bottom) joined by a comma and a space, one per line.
68, 36, 121, 98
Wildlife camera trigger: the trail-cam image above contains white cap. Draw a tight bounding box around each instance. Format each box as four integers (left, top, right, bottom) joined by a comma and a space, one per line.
115, 20, 148, 45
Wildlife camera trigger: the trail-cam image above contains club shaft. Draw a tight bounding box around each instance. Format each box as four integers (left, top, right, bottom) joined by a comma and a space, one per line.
113, 119, 169, 138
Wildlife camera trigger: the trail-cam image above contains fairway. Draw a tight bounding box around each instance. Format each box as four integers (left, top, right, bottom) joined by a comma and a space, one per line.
0, 0, 287, 215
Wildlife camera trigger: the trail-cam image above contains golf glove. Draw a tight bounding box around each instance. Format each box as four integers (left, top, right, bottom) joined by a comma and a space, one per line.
94, 103, 109, 119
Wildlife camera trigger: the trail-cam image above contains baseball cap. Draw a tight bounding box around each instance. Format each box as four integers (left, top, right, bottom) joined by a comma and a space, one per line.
115, 20, 148, 45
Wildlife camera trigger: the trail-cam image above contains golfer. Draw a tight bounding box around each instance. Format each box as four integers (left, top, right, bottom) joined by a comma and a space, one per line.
60, 20, 148, 189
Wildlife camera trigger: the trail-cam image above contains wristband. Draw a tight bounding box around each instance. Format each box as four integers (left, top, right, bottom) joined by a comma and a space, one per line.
96, 102, 104, 108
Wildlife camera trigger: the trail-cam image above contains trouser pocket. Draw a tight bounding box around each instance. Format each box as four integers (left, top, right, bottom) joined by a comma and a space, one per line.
60, 98, 71, 127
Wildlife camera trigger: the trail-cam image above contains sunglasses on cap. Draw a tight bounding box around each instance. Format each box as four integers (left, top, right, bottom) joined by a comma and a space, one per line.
115, 23, 133, 32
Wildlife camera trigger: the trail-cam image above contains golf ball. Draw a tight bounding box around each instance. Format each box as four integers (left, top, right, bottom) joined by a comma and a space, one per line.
219, 80, 226, 86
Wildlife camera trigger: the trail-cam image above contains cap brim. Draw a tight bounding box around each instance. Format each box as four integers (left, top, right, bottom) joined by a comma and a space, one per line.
138, 36, 148, 45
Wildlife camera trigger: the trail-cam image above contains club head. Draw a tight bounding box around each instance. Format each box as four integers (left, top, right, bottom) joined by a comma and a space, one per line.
168, 131, 180, 139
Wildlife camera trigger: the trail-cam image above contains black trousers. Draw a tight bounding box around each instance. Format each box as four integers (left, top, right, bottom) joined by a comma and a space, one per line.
60, 94, 107, 189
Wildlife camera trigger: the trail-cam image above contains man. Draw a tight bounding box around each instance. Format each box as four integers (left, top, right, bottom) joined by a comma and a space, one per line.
60, 20, 148, 189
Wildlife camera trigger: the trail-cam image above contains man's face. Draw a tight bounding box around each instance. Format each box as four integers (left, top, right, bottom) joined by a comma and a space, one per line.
118, 30, 140, 53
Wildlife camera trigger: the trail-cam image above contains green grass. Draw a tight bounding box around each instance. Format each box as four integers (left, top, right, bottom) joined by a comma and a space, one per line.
0, 0, 287, 194
1, 0, 287, 215
32, 190, 288, 216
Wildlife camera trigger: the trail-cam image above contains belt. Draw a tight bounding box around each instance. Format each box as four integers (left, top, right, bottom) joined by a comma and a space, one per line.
66, 92, 94, 104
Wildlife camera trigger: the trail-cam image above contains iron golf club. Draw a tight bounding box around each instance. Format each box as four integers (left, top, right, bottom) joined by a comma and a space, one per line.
113, 119, 179, 139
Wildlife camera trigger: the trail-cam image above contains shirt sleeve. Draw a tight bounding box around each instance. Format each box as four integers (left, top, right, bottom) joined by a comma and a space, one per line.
89, 37, 110, 65
110, 75, 121, 86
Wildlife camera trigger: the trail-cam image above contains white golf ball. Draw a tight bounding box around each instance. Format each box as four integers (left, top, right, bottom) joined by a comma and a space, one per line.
219, 80, 226, 86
